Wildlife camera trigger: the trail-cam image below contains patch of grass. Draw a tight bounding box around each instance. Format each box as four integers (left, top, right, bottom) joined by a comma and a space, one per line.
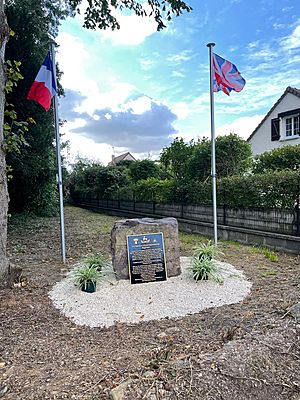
250, 246, 279, 262
179, 231, 208, 254
258, 264, 278, 278
260, 269, 278, 278
219, 239, 241, 248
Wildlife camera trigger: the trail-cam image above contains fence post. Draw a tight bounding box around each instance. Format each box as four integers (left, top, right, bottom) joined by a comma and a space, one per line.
296, 175, 300, 236
181, 192, 184, 219
152, 189, 155, 215
222, 187, 226, 226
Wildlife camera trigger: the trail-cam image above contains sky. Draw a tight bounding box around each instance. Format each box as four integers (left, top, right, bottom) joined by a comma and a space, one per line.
56, 0, 300, 166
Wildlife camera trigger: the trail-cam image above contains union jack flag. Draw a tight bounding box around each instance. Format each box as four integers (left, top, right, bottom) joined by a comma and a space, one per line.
212, 53, 245, 95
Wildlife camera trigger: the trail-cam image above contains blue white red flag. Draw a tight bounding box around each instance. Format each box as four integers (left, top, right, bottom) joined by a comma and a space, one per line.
27, 52, 57, 111
212, 53, 245, 95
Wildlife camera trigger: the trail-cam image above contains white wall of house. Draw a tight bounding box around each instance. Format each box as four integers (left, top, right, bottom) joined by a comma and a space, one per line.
249, 92, 300, 155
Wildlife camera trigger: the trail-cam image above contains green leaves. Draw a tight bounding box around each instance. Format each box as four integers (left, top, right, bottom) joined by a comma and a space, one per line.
72, 265, 103, 290
3, 61, 34, 155
253, 145, 300, 174
68, 0, 192, 31
189, 255, 223, 283
5, 60, 23, 94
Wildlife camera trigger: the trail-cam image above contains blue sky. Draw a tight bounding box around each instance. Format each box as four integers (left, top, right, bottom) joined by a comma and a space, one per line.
57, 0, 300, 165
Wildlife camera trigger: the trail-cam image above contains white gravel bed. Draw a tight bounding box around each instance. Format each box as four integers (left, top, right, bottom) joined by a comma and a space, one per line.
49, 257, 252, 328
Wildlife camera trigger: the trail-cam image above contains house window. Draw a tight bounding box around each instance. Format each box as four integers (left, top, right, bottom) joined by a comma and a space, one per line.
285, 115, 299, 137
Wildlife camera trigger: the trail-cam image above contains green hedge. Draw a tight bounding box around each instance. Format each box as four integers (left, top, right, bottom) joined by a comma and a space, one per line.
72, 171, 300, 209
188, 170, 299, 208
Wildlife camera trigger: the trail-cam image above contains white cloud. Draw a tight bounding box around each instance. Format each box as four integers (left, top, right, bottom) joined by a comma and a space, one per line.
98, 10, 158, 45
57, 32, 137, 115
171, 101, 190, 119
282, 6, 294, 12
73, 0, 158, 46
171, 71, 185, 78
140, 58, 155, 71
166, 50, 193, 64
280, 24, 300, 50
248, 40, 259, 49
215, 115, 265, 140
56, 32, 91, 93
247, 45, 276, 61
124, 95, 152, 114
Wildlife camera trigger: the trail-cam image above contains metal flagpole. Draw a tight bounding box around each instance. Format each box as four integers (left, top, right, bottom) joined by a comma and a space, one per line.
207, 42, 218, 246
50, 42, 66, 263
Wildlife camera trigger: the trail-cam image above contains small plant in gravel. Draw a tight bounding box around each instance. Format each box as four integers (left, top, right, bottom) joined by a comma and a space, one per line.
72, 265, 103, 293
189, 256, 224, 283
193, 241, 223, 261
81, 253, 110, 271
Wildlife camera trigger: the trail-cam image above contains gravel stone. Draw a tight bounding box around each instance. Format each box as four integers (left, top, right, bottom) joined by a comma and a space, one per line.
49, 257, 252, 328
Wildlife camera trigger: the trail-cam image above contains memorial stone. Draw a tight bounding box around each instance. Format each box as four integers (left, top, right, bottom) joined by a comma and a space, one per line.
111, 217, 181, 280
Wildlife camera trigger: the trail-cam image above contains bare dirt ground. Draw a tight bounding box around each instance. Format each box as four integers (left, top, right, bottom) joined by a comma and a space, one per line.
1, 205, 300, 400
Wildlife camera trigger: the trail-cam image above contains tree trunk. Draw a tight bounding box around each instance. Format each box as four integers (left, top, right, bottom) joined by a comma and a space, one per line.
0, 0, 10, 286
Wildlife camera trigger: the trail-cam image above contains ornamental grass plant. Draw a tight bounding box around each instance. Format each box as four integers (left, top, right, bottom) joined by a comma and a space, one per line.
189, 256, 224, 283
190, 241, 224, 283
72, 265, 103, 292
193, 241, 223, 261
81, 253, 110, 271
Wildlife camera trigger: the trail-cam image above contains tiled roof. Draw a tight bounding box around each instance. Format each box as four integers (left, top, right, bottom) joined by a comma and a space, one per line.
108, 152, 136, 165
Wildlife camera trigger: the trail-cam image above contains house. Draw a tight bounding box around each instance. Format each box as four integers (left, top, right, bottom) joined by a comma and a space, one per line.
108, 152, 136, 166
247, 87, 300, 156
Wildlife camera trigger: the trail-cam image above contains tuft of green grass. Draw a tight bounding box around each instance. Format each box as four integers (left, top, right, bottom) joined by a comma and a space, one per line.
219, 239, 241, 248
250, 246, 279, 262
179, 231, 208, 254
260, 269, 278, 278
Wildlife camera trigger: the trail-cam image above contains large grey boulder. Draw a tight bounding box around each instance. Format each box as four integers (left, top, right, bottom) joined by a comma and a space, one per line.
111, 217, 181, 280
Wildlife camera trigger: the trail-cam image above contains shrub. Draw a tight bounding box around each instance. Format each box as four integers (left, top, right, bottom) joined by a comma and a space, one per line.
81, 253, 110, 271
253, 145, 300, 174
189, 256, 223, 283
193, 241, 222, 261
72, 266, 103, 291
188, 170, 299, 208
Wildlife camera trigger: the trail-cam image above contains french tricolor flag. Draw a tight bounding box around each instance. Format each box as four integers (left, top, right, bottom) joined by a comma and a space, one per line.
27, 52, 57, 111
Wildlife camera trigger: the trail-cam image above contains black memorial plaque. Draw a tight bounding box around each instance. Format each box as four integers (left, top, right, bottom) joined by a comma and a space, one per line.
127, 233, 167, 284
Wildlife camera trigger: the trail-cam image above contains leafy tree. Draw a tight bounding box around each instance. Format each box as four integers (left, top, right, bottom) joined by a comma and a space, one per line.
160, 137, 194, 180
128, 159, 160, 183
186, 138, 210, 181
134, 177, 176, 202
188, 133, 252, 181
5, 0, 68, 214
0, 0, 11, 283
115, 159, 135, 168
253, 145, 300, 174
216, 133, 252, 176
68, 0, 192, 31
68, 161, 129, 198
0, 0, 192, 283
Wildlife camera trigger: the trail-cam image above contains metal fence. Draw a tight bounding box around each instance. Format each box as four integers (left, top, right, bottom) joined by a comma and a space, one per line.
73, 196, 300, 236
72, 195, 300, 237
